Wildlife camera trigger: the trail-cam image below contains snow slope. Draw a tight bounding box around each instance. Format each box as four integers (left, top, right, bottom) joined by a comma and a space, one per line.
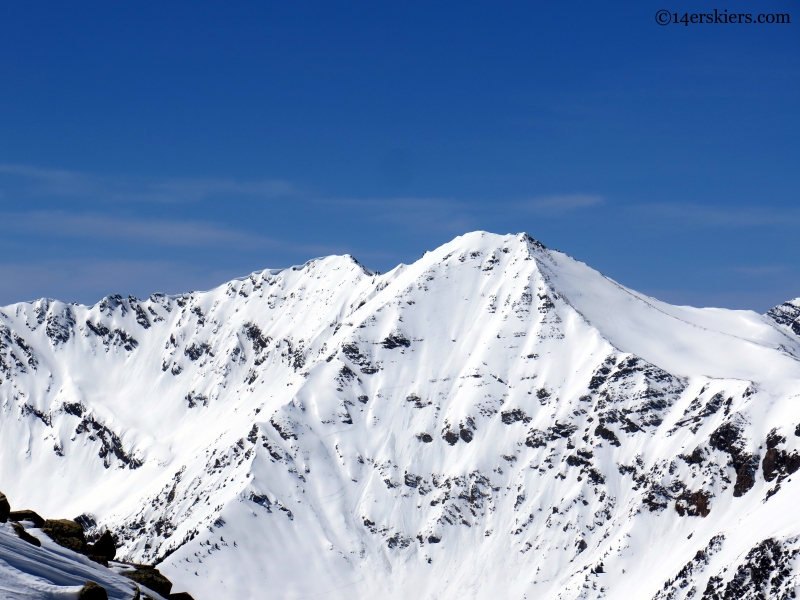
1, 231, 800, 599
0, 522, 159, 599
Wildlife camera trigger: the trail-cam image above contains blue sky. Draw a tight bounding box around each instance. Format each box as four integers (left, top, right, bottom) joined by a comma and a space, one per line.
0, 1, 797, 310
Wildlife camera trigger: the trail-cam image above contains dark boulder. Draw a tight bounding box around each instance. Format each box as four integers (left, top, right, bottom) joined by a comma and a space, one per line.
381, 333, 410, 349
787, 452, 800, 474
501, 408, 530, 425
594, 424, 621, 447
78, 581, 108, 600
9, 510, 45, 528
122, 567, 173, 597
593, 562, 605, 574
763, 447, 782, 482
0, 492, 9, 523
733, 458, 758, 497
89, 530, 116, 561
86, 554, 109, 567
709, 421, 742, 455
680, 447, 705, 465
442, 430, 459, 446
761, 447, 800, 483
41, 519, 88, 554
168, 594, 196, 600
525, 429, 547, 448
766, 429, 786, 449
709, 421, 759, 497
675, 490, 711, 517
11, 522, 41, 547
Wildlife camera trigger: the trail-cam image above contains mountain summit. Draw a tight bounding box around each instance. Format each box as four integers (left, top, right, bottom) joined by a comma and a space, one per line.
1, 231, 799, 599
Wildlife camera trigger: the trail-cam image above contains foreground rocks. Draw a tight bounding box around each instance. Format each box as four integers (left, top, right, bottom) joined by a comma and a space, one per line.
92, 530, 117, 561
11, 522, 41, 546
0, 492, 9, 522
42, 519, 90, 554
120, 566, 173, 597
0, 489, 194, 599
9, 509, 45, 527
78, 581, 109, 600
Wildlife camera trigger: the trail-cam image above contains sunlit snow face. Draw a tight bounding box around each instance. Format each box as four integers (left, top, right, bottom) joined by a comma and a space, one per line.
1, 231, 799, 600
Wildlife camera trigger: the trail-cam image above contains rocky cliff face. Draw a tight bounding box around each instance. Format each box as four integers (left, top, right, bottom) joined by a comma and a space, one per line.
1, 231, 799, 600
768, 298, 800, 338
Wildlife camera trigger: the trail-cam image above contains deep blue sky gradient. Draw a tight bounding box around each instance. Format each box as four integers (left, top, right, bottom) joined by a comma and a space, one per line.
0, 1, 798, 309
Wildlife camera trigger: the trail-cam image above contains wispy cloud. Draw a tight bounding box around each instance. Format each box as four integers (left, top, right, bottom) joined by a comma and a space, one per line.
637, 203, 800, 228
0, 163, 298, 203
517, 193, 604, 214
0, 211, 280, 249
0, 258, 244, 305
0, 210, 358, 265
338, 197, 477, 233
731, 265, 787, 277
334, 193, 604, 234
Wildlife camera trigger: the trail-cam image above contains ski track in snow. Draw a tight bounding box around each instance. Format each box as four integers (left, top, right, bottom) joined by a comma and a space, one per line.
1, 231, 800, 599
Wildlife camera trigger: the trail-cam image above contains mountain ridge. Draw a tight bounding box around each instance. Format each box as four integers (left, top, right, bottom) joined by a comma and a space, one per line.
1, 231, 799, 599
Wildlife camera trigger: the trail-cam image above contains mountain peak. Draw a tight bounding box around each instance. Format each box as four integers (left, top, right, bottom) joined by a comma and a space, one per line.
1, 233, 799, 600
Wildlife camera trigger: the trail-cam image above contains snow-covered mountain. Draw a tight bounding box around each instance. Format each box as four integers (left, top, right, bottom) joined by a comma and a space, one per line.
2, 231, 800, 600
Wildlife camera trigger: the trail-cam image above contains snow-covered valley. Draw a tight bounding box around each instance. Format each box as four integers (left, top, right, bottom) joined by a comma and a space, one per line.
2, 231, 800, 599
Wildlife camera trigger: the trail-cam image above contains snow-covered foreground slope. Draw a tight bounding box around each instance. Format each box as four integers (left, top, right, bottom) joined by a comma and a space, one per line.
0, 521, 158, 599
2, 231, 800, 599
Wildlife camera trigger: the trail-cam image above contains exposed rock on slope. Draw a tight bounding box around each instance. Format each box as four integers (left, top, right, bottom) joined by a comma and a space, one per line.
1, 231, 799, 599
767, 298, 800, 337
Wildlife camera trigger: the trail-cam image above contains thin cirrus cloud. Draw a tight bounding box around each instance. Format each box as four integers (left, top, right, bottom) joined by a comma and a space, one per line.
731, 265, 787, 277
0, 211, 278, 250
637, 203, 800, 228
340, 197, 478, 233
0, 258, 260, 305
0, 163, 298, 203
516, 194, 604, 214
0, 258, 198, 303
339, 193, 605, 233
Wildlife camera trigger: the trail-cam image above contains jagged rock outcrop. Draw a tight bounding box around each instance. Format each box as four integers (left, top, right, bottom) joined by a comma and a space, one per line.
42, 519, 90, 554
767, 298, 800, 338
92, 530, 117, 561
79, 580, 109, 600
121, 566, 172, 597
9, 510, 45, 528
11, 521, 41, 546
